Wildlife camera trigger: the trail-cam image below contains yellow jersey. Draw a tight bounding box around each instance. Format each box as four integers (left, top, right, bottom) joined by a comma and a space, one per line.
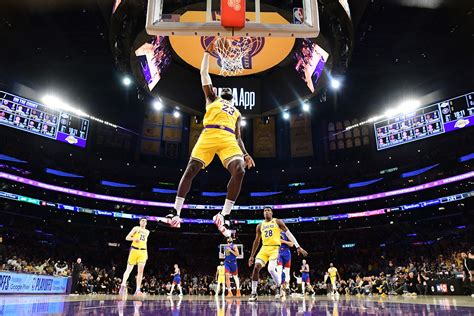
131, 228, 148, 249
260, 218, 281, 246
217, 265, 226, 276
203, 98, 240, 131
328, 267, 338, 278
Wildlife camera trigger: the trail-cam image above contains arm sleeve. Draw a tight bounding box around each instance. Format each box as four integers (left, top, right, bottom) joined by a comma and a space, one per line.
200, 52, 212, 86
285, 230, 301, 249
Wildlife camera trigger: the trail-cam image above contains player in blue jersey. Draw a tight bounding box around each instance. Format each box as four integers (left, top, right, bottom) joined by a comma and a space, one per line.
168, 264, 183, 296
224, 237, 241, 297
278, 231, 294, 298
300, 260, 315, 297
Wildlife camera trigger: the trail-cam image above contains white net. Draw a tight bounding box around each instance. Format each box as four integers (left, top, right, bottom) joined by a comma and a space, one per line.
214, 36, 255, 77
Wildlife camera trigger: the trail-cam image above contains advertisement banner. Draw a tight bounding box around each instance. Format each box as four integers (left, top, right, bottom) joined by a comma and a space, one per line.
0, 271, 69, 294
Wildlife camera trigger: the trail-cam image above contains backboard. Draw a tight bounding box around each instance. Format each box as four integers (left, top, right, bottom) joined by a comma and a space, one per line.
146, 0, 319, 38
219, 244, 244, 259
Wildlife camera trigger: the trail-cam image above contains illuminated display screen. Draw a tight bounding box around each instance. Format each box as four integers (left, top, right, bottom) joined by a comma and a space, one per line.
1, 170, 472, 210
0, 190, 470, 225
134, 36, 172, 91
294, 39, 329, 93
0, 91, 89, 148
375, 92, 473, 150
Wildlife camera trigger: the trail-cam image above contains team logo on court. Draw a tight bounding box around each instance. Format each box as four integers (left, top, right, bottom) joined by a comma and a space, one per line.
201, 36, 265, 70
227, 0, 242, 11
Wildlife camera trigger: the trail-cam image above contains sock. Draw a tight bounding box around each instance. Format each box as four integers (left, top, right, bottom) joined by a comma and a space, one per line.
233, 276, 240, 290
170, 284, 175, 294
221, 199, 235, 216
252, 281, 258, 294
174, 197, 185, 216
302, 284, 305, 295
178, 285, 183, 295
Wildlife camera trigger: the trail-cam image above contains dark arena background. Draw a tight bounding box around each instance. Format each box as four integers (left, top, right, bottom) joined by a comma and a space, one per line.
0, 0, 473, 315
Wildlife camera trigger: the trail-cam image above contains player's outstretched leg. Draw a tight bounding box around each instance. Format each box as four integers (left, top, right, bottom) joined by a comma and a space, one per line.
164, 160, 202, 227
213, 159, 245, 237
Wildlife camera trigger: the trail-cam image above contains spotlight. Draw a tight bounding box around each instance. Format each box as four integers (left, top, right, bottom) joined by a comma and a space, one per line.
398, 99, 421, 113
302, 102, 310, 112
330, 78, 341, 90
283, 112, 290, 120
122, 76, 132, 86
241, 119, 247, 127
173, 110, 180, 118
384, 109, 398, 118
153, 100, 163, 111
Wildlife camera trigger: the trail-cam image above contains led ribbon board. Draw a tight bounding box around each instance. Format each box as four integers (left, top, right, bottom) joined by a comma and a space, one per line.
0, 191, 471, 224
0, 171, 473, 210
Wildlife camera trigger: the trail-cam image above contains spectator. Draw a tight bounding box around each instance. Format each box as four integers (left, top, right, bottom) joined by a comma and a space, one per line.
72, 258, 84, 294
0, 236, 5, 269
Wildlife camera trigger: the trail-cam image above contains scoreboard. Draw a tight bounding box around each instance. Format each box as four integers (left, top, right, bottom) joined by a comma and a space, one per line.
375, 92, 473, 150
0, 91, 89, 148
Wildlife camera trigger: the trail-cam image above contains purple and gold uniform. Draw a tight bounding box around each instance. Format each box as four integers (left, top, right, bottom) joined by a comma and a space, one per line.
224, 243, 238, 275
190, 98, 243, 169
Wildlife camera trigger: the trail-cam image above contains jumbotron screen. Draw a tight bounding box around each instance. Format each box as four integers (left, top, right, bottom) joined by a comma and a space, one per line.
0, 91, 89, 148
374, 92, 473, 150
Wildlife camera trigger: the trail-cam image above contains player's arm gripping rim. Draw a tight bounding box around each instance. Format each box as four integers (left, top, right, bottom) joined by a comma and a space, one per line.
125, 227, 139, 243
201, 39, 218, 104
248, 224, 262, 267
276, 219, 308, 257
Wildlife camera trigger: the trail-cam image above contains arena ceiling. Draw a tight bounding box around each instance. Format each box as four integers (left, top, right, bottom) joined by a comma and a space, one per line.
0, 0, 472, 129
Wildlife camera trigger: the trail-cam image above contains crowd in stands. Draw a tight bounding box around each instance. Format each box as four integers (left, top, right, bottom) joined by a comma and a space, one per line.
1, 223, 472, 297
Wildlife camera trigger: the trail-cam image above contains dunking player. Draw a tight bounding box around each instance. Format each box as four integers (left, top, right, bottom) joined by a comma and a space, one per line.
327, 263, 341, 296
215, 262, 226, 296
168, 264, 183, 296
248, 207, 308, 301
300, 259, 316, 297
278, 231, 293, 298
165, 39, 255, 236
119, 218, 149, 296
224, 237, 241, 297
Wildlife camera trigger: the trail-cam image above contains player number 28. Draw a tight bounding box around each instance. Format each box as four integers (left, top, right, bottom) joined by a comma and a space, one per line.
264, 230, 273, 238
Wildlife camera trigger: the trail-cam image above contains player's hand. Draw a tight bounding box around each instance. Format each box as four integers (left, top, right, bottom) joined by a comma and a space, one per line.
248, 256, 254, 267
297, 247, 308, 257
244, 155, 255, 169
133, 238, 140, 243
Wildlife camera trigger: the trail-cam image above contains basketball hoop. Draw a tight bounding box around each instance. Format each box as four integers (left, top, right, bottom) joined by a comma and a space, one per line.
214, 36, 255, 77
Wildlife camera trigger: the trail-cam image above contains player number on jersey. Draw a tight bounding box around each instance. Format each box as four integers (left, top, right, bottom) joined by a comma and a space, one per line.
264, 230, 273, 238
140, 234, 146, 241
222, 104, 235, 115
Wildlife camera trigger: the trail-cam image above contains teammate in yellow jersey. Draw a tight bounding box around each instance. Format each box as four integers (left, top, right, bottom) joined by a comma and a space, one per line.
327, 262, 341, 296
119, 218, 149, 296
165, 38, 255, 237
215, 262, 226, 296
248, 207, 308, 301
